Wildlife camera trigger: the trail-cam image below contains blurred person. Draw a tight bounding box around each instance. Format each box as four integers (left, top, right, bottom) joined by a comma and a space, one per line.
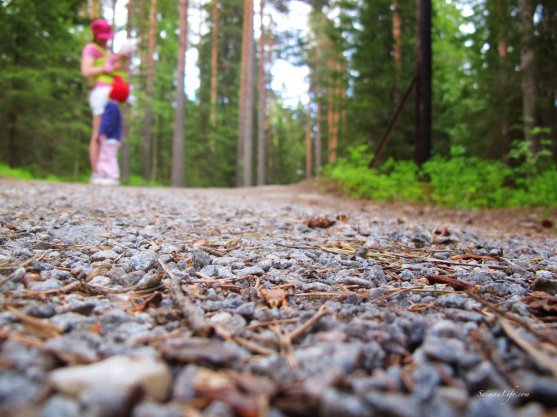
80, 19, 125, 182
94, 76, 130, 186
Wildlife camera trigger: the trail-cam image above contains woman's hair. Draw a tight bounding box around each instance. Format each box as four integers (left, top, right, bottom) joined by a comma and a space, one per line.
92, 37, 105, 45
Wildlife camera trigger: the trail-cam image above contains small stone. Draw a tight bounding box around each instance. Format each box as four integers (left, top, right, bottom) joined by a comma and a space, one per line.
9, 267, 26, 282
236, 266, 265, 276
256, 260, 272, 271
129, 251, 159, 271
88, 275, 111, 287
411, 364, 441, 400
132, 400, 183, 417
41, 395, 80, 417
91, 250, 119, 261
28, 278, 63, 291
364, 392, 420, 417
79, 384, 143, 417
199, 265, 235, 278
202, 401, 235, 417
435, 387, 469, 411
363, 266, 387, 287
209, 312, 246, 334
28, 303, 57, 318
399, 269, 414, 281
48, 355, 171, 401
465, 397, 515, 417
532, 275, 557, 295
271, 259, 293, 270
516, 403, 544, 417
319, 388, 370, 417
172, 365, 200, 401
0, 371, 44, 407
235, 302, 255, 319
192, 248, 212, 271
213, 257, 244, 269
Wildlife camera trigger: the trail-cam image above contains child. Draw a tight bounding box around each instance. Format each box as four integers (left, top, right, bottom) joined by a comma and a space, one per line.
103, 38, 137, 78
93, 76, 130, 186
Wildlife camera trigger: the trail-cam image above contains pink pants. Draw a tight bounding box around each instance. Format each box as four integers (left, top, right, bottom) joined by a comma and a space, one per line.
96, 139, 120, 179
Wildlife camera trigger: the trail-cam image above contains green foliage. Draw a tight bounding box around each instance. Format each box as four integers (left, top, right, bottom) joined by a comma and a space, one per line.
423, 148, 513, 208
127, 175, 164, 187
325, 145, 423, 202
326, 145, 557, 209
0, 0, 89, 177
0, 164, 35, 180
509, 138, 554, 177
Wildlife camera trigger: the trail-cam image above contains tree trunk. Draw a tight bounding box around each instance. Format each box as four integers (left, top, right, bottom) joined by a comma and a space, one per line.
112, 0, 117, 29
333, 60, 343, 160
237, 0, 255, 187
415, 0, 432, 165
305, 99, 312, 178
90, 0, 101, 18
257, 0, 266, 185
315, 91, 322, 177
393, 0, 402, 75
518, 0, 539, 152
209, 0, 219, 128
142, 0, 158, 182
172, 0, 188, 187
326, 40, 337, 164
266, 24, 274, 184
120, 0, 134, 183
496, 0, 510, 161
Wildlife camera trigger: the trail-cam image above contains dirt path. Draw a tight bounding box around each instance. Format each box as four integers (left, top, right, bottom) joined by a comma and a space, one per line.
0, 178, 556, 417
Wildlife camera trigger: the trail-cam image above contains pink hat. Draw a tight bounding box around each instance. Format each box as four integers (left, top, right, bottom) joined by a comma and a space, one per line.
91, 19, 113, 40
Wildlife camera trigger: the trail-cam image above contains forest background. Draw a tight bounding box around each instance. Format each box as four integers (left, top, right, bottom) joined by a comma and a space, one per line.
0, 0, 556, 208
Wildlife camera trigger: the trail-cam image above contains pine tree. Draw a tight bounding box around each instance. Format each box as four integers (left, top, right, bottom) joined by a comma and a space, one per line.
142, 0, 158, 181
172, 0, 188, 187
237, 0, 255, 186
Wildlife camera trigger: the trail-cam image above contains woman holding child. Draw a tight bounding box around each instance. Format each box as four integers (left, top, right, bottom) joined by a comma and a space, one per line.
80, 18, 127, 184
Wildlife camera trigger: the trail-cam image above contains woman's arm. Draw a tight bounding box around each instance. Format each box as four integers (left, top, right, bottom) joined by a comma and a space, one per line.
81, 54, 126, 79
80, 54, 105, 79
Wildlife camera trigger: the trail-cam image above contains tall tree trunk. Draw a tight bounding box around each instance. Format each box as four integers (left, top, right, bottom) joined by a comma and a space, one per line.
112, 0, 117, 29
518, 0, 538, 152
415, 0, 432, 165
142, 0, 158, 182
237, 0, 255, 187
315, 89, 322, 177
333, 60, 343, 160
496, 0, 510, 160
90, 0, 101, 18
120, 0, 134, 183
326, 40, 337, 164
266, 25, 274, 184
257, 0, 266, 185
305, 99, 312, 178
393, 0, 402, 75
172, 0, 188, 187
209, 0, 219, 128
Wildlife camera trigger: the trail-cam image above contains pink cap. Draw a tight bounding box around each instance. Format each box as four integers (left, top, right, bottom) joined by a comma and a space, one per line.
91, 19, 113, 40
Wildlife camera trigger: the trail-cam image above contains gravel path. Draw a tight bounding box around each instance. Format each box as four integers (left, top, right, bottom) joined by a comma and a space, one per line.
0, 179, 556, 417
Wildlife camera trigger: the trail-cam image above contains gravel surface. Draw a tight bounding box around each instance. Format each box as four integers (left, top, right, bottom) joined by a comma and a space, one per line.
0, 178, 556, 417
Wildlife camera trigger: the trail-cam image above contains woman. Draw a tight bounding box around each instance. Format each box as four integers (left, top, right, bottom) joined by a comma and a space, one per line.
80, 19, 124, 181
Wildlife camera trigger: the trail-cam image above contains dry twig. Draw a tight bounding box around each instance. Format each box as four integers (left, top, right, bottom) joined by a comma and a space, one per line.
499, 316, 557, 376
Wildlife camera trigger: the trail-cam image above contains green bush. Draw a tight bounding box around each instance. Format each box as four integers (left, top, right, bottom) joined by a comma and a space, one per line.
325, 145, 557, 209
423, 147, 513, 209
0, 164, 35, 180
324, 146, 423, 203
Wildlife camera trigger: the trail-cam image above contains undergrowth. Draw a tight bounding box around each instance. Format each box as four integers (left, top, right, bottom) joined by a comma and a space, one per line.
0, 164, 164, 187
324, 145, 557, 209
